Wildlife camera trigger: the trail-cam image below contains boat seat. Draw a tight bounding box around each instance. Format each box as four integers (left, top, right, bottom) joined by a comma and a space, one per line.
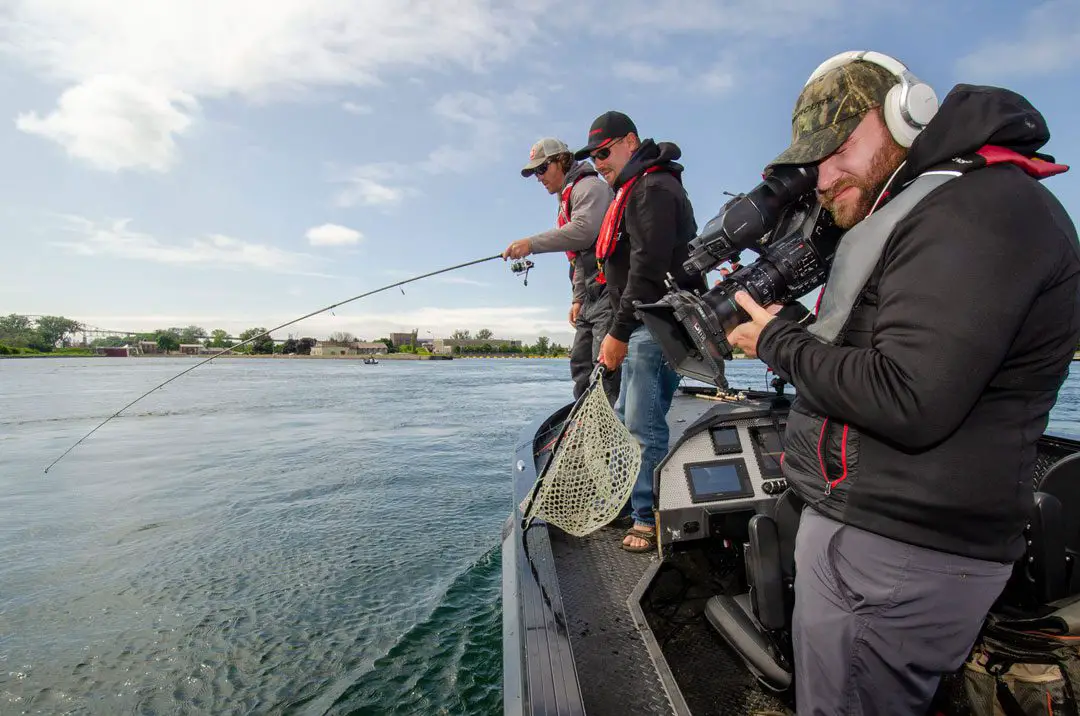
705, 488, 803, 694
1003, 491, 1070, 608
1037, 452, 1080, 595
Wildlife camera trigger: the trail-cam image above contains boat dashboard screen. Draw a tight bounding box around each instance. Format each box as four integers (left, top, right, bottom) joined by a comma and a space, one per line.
708, 424, 742, 454
684, 458, 755, 503
748, 423, 786, 479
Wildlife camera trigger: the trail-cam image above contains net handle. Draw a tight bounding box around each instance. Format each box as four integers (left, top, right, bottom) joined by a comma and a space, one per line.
520, 364, 608, 532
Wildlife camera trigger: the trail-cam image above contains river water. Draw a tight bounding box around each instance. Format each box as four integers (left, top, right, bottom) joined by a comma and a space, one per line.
1, 357, 1078, 715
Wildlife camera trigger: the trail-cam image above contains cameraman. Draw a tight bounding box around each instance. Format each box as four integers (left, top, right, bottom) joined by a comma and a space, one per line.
726, 51, 1080, 714
505, 137, 617, 401
573, 111, 707, 551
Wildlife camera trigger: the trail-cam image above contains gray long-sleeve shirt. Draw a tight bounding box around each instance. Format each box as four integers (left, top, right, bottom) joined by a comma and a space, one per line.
524, 163, 613, 301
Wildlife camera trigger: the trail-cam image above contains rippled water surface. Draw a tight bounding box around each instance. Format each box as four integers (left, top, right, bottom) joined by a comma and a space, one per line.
1, 356, 1077, 715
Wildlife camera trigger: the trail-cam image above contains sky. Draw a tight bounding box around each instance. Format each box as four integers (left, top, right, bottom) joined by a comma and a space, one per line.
1, 0, 1078, 346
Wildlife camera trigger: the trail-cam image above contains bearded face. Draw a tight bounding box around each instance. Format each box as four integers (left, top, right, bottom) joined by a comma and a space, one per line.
816, 109, 908, 229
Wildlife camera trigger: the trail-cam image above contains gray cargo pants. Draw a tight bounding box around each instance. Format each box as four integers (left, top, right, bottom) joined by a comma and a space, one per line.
792, 506, 1013, 716
569, 292, 620, 403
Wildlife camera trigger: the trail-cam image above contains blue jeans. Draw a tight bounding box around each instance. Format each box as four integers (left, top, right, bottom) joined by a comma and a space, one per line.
615, 325, 681, 526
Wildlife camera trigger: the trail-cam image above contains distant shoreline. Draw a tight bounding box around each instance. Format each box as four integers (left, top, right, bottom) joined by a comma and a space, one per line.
0, 352, 570, 361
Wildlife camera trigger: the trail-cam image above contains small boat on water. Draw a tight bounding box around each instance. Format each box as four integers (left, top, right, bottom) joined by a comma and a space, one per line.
363, 357, 379, 365
502, 380, 1080, 715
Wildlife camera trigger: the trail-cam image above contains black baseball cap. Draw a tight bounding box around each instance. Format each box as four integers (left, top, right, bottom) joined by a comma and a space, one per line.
572, 111, 638, 160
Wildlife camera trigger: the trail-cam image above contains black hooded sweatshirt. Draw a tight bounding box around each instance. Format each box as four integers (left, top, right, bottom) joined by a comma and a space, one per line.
603, 139, 708, 342
757, 84, 1080, 563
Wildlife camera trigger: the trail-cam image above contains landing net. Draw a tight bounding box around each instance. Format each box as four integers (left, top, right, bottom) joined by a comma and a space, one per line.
521, 368, 641, 537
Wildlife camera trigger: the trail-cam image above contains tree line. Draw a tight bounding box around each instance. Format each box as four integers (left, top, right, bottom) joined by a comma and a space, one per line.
106, 325, 300, 355
0, 315, 295, 355
0, 314, 572, 357
0, 314, 84, 353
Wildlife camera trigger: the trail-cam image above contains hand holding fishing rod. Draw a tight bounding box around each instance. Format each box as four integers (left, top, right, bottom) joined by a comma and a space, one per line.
43, 253, 511, 473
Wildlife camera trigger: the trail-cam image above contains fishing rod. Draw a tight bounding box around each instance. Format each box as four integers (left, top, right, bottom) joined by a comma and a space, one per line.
44, 252, 517, 474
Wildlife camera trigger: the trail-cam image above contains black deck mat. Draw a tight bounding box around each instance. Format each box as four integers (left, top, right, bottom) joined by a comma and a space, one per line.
644, 552, 792, 716
548, 525, 675, 716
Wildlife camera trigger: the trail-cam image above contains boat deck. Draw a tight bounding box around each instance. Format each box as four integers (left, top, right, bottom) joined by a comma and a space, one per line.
509, 383, 1080, 716
544, 391, 790, 715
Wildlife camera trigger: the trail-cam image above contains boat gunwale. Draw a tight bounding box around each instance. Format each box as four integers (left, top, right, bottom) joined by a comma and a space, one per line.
504, 402, 586, 716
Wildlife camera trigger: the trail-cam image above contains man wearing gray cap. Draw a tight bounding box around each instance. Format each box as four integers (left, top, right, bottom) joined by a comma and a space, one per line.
505, 137, 618, 402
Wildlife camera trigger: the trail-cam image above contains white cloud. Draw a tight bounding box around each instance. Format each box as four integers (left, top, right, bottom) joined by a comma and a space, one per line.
1, 0, 533, 171
422, 89, 540, 174
305, 223, 363, 247
583, 0, 849, 38
609, 60, 734, 96
337, 87, 540, 205
341, 101, 373, 115
954, 0, 1080, 81
16, 75, 198, 172
613, 61, 680, 84
333, 163, 413, 209
1, 0, 868, 174
699, 65, 735, 94
434, 276, 489, 287
54, 215, 326, 274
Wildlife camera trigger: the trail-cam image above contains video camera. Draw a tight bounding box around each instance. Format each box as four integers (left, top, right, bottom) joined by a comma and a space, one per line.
635, 164, 842, 387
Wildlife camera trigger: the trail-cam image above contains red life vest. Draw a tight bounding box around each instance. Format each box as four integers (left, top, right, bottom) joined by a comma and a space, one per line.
594, 166, 667, 284
556, 165, 604, 270
557, 180, 578, 263
973, 144, 1068, 178
809, 143, 1068, 317
872, 144, 1068, 209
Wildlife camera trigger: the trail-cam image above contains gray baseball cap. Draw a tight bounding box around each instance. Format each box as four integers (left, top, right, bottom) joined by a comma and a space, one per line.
521, 137, 570, 177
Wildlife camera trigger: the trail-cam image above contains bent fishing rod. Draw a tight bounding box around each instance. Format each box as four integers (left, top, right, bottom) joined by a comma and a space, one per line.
44, 253, 515, 474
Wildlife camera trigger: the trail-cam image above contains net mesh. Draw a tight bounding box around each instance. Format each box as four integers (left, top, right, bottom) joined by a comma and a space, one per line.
521, 378, 641, 537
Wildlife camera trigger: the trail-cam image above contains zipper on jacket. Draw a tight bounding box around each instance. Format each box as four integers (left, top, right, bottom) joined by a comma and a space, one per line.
817, 418, 850, 496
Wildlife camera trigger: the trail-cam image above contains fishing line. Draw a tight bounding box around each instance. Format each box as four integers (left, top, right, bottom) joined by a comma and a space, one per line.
44, 253, 505, 473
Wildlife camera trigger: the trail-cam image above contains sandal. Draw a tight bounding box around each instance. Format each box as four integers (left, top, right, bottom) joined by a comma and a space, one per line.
621, 525, 656, 553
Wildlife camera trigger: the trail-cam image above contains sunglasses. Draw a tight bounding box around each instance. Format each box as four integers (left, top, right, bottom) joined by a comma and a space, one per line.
534, 160, 554, 176
589, 136, 625, 162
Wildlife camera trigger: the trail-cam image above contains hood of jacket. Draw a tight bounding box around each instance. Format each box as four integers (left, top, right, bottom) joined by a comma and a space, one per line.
897, 83, 1065, 185
563, 160, 599, 187
612, 139, 685, 190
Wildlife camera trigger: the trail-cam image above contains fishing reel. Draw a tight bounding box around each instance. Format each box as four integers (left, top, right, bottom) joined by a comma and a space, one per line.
509, 258, 535, 286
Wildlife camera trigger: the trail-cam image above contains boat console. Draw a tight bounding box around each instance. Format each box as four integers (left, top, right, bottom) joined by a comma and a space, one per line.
655, 393, 790, 548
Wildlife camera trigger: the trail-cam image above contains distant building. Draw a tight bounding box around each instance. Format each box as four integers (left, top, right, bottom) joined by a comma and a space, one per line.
97, 346, 131, 357
389, 331, 418, 348
433, 338, 522, 354
312, 342, 355, 356
138, 340, 159, 354
178, 344, 202, 355
355, 342, 388, 355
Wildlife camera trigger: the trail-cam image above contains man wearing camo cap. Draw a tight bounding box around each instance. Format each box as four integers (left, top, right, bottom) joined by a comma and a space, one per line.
504, 137, 618, 402
725, 51, 1079, 712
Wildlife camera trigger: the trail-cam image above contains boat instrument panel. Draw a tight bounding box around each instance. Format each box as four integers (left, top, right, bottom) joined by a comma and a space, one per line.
656, 400, 790, 547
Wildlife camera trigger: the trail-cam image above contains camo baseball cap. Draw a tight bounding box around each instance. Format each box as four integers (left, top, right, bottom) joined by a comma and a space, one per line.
767, 60, 897, 169
521, 137, 570, 177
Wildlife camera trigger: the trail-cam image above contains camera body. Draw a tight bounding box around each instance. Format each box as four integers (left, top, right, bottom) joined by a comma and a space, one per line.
636, 165, 842, 387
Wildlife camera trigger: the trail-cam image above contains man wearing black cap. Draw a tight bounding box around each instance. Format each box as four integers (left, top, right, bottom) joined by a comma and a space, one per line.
505, 137, 618, 402
726, 51, 1080, 713
573, 111, 707, 552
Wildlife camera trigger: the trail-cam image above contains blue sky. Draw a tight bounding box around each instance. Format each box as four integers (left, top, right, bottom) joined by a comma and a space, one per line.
0, 0, 1077, 345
